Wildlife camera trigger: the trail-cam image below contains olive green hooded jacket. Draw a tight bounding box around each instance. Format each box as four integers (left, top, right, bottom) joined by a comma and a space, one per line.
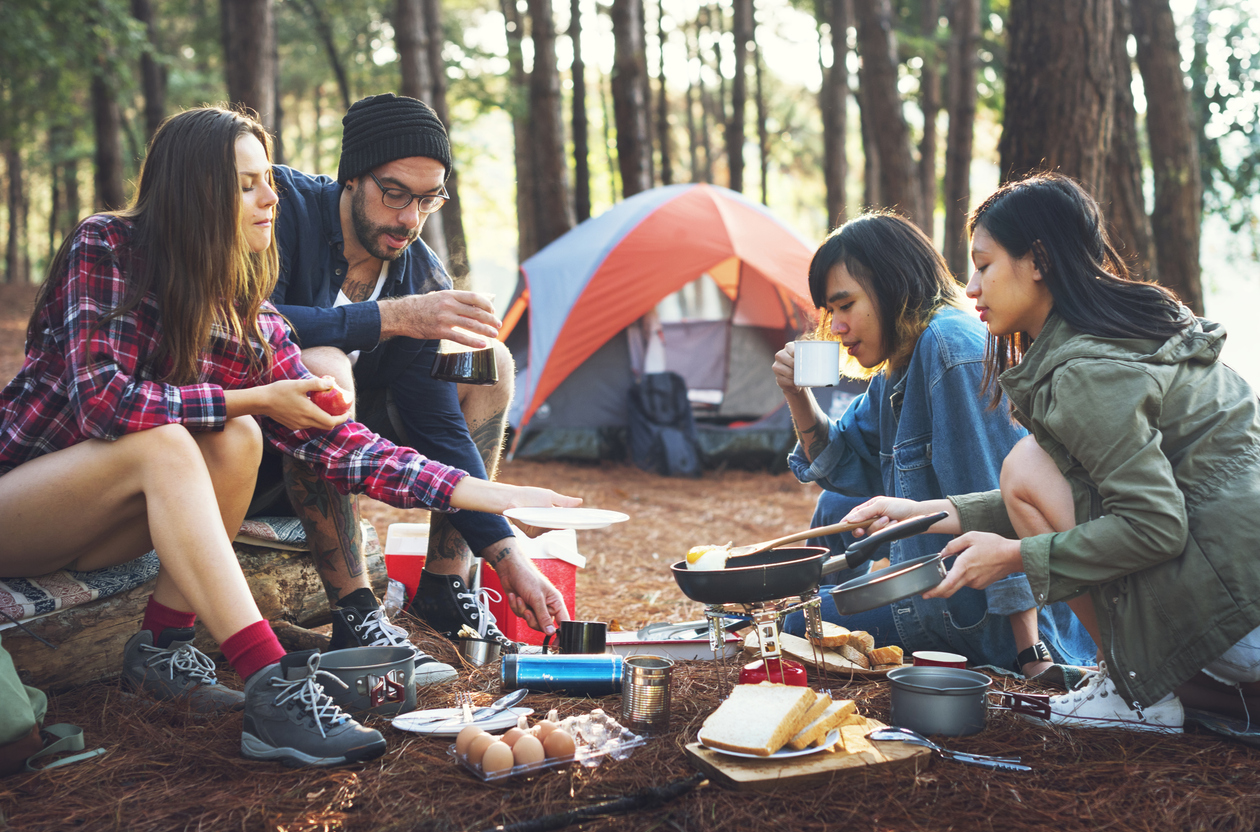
951, 312, 1260, 707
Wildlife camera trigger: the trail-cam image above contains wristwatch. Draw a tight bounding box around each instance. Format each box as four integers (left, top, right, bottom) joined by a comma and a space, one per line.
1017, 641, 1053, 666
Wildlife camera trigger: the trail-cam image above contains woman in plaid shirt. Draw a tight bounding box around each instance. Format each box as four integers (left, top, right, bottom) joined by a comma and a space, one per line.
0, 107, 579, 767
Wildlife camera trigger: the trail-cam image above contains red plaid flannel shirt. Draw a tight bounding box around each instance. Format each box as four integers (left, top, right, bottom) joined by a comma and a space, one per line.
0, 214, 466, 511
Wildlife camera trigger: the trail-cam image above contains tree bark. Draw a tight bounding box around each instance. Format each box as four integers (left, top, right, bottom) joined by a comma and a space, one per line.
727, 0, 751, 193
1105, 0, 1158, 282
819, 0, 848, 228
572, 0, 592, 221
694, 16, 714, 184
395, 0, 450, 268
611, 0, 654, 197
295, 0, 350, 111
502, 0, 537, 260
4, 141, 29, 285
656, 0, 673, 187
709, 4, 727, 185
854, 0, 920, 225
998, 0, 1114, 200
918, 0, 940, 238
221, 0, 277, 131
857, 76, 879, 209
91, 71, 127, 211
131, 0, 167, 143
752, 6, 768, 204
422, 0, 469, 283
527, 0, 576, 249
943, 0, 979, 279
1132, 0, 1202, 313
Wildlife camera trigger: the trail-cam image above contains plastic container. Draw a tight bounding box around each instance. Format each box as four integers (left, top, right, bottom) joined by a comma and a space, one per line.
480, 528, 585, 646
383, 523, 429, 604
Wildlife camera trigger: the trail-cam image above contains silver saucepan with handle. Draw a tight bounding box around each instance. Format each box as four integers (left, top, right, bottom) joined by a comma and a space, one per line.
830, 511, 955, 615
670, 511, 948, 606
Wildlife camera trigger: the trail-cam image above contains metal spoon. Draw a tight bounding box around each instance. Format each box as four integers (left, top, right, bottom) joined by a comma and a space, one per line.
412, 688, 530, 729
867, 727, 1032, 772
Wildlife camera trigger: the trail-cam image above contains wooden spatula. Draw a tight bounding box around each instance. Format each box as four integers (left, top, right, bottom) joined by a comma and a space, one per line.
721, 519, 874, 559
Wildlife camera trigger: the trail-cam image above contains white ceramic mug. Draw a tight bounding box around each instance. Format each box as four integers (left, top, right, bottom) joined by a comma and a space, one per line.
793, 340, 842, 387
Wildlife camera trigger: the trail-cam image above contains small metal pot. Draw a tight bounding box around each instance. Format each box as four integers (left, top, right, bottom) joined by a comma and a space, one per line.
318, 646, 417, 716
457, 637, 503, 667
831, 553, 948, 615
887, 665, 993, 737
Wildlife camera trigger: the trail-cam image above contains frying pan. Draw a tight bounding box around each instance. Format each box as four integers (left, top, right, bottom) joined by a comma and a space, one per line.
670, 511, 948, 606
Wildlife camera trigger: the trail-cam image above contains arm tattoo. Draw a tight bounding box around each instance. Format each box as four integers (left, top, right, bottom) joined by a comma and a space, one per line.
467, 407, 508, 476
798, 422, 828, 461
486, 544, 513, 568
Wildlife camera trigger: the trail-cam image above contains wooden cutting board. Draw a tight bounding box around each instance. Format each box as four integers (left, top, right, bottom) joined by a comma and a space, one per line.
685, 724, 931, 792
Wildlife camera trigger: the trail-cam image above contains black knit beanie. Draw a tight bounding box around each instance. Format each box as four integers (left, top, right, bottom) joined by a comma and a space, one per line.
337, 93, 452, 183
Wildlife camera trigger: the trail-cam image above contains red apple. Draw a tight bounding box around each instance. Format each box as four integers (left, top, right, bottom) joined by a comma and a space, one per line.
309, 375, 353, 416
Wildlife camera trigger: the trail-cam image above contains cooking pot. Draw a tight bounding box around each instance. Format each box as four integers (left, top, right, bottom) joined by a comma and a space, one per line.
887, 666, 1050, 737
318, 646, 416, 716
670, 511, 948, 607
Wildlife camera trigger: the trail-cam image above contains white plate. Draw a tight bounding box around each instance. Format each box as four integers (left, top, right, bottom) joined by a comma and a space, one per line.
699, 728, 840, 760
391, 706, 534, 736
504, 507, 630, 530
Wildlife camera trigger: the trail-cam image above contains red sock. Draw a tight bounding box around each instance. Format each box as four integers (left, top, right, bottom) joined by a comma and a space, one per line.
221, 620, 286, 682
141, 596, 197, 640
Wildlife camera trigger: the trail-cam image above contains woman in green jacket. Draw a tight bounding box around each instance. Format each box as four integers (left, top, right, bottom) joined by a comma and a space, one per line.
844, 173, 1260, 733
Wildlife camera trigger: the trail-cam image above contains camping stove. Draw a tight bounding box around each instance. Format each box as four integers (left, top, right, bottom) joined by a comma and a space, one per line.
704, 593, 823, 685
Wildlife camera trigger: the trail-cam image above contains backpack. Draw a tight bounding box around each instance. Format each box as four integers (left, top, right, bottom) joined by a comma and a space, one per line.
627, 372, 703, 478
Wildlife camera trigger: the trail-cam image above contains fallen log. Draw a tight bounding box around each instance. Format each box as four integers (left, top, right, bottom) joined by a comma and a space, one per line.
5, 523, 385, 693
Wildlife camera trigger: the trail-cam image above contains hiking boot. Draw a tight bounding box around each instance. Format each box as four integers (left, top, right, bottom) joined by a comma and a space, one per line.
121, 628, 245, 713
241, 650, 387, 767
406, 571, 518, 651
329, 603, 457, 686
1033, 661, 1184, 733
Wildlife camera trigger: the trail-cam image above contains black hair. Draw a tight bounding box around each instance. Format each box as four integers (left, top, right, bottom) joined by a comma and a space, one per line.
808, 211, 963, 377
969, 173, 1192, 405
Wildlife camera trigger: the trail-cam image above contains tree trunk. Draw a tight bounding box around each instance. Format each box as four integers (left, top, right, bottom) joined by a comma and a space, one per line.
709, 4, 727, 185
272, 30, 284, 165
727, 0, 750, 193
502, 0, 537, 261
295, 0, 350, 111
572, 0, 592, 222
91, 71, 127, 211
752, 7, 768, 205
221, 0, 277, 132
422, 0, 469, 283
611, 0, 654, 197
857, 76, 880, 209
854, 0, 920, 225
655, 0, 673, 187
527, 0, 576, 249
1105, 0, 1158, 282
4, 141, 29, 285
918, 0, 940, 238
395, 0, 450, 268
684, 20, 700, 183
599, 70, 620, 201
1132, 0, 1202, 313
694, 16, 714, 184
998, 0, 1114, 199
131, 0, 167, 143
819, 0, 849, 228
943, 0, 979, 279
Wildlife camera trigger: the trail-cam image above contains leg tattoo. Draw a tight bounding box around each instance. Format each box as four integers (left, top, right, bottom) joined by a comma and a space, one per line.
283, 455, 365, 605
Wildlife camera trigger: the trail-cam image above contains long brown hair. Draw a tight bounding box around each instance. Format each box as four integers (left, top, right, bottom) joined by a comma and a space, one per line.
32, 106, 279, 384
808, 212, 965, 380
969, 173, 1190, 407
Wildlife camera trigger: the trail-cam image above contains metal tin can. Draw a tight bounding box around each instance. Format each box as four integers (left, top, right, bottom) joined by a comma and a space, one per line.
501, 654, 623, 696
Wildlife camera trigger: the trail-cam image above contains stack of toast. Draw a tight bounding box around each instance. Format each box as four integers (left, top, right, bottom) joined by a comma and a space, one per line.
697, 683, 887, 759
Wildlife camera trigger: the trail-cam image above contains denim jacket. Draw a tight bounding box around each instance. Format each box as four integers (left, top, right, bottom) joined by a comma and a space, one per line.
788, 306, 1094, 667
269, 165, 512, 551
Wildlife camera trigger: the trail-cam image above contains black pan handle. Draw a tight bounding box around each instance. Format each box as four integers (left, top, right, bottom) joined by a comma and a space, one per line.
819, 510, 950, 577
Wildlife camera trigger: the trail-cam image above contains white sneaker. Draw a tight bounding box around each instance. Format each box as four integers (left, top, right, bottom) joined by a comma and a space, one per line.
1042, 661, 1184, 733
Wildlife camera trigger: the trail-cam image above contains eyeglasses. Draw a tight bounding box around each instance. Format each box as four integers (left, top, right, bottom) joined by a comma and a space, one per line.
367, 170, 449, 213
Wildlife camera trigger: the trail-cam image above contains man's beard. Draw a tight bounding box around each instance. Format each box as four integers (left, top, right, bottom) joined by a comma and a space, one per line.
351, 183, 419, 260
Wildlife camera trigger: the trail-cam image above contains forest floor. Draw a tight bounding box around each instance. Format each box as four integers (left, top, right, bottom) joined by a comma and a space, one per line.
0, 281, 1257, 831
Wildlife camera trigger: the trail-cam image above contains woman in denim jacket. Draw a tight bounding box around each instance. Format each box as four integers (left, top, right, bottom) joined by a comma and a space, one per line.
774, 213, 1094, 677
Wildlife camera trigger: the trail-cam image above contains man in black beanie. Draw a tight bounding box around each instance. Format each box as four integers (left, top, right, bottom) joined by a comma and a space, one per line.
251, 93, 569, 675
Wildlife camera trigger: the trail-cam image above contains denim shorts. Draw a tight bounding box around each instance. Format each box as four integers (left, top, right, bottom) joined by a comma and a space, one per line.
1203, 624, 1260, 684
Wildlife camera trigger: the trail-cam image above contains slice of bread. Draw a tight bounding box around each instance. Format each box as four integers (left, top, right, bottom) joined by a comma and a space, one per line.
839, 644, 870, 669
796, 690, 831, 728
839, 723, 885, 762
867, 645, 904, 667
698, 683, 818, 757
805, 621, 851, 648
786, 698, 858, 750
846, 630, 876, 653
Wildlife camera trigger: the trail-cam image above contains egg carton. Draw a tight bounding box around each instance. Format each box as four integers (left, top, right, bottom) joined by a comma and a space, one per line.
447, 733, 647, 783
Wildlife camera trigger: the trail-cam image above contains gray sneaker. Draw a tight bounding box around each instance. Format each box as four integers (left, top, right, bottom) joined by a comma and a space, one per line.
241, 650, 386, 767
329, 605, 458, 685
121, 628, 245, 713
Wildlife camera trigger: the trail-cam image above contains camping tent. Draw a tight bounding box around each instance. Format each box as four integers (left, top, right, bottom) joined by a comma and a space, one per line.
502, 183, 859, 469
